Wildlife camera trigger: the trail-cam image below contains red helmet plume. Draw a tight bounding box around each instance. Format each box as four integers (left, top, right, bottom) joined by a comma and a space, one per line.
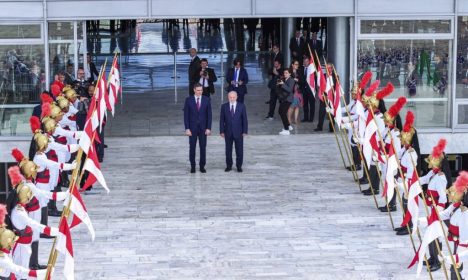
359, 71, 372, 90
365, 80, 380, 97
431, 138, 447, 159
403, 111, 415, 133
41, 103, 51, 119
387, 97, 407, 119
376, 82, 394, 100
0, 204, 7, 225
11, 148, 25, 163
454, 171, 468, 194
29, 116, 41, 134
8, 166, 24, 187
40, 93, 53, 104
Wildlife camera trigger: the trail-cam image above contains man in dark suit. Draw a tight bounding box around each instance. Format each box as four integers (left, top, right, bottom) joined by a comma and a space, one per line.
270, 44, 283, 66
220, 91, 248, 172
289, 30, 305, 61
197, 58, 217, 98
226, 58, 249, 103
188, 48, 201, 96
265, 60, 283, 120
184, 83, 212, 173
86, 53, 99, 82
299, 56, 315, 122
308, 32, 322, 59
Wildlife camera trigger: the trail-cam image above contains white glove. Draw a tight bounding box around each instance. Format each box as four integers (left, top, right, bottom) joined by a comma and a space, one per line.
353, 136, 361, 144
417, 217, 428, 227
62, 160, 77, 171
342, 117, 350, 123
326, 107, 332, 113
73, 131, 83, 139
68, 144, 79, 153
34, 268, 49, 280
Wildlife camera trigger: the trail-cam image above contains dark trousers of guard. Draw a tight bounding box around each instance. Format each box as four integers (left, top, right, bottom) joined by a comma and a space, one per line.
369, 164, 380, 193
278, 101, 291, 130
302, 91, 315, 122
351, 145, 360, 167
428, 240, 442, 269
316, 99, 332, 131
267, 90, 278, 118
451, 261, 464, 280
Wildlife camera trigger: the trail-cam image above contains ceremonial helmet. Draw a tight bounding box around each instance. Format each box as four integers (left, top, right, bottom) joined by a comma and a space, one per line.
11, 148, 38, 179
63, 86, 78, 102
362, 81, 394, 109
56, 96, 70, 112
40, 92, 54, 104
30, 116, 48, 152
357, 71, 372, 96
425, 138, 447, 170
42, 116, 57, 134
50, 103, 64, 120
8, 166, 32, 205
383, 97, 407, 126
400, 111, 415, 146
0, 204, 18, 253
447, 171, 468, 204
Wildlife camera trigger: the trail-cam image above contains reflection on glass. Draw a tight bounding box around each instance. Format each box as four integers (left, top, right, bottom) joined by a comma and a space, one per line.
0, 106, 34, 136
49, 42, 75, 80
458, 104, 468, 124
357, 39, 452, 128
456, 17, 468, 99
361, 20, 451, 34
0, 45, 45, 104
0, 24, 41, 39
49, 22, 74, 40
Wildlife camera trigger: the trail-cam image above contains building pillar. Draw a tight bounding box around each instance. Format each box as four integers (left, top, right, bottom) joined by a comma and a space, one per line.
280, 18, 294, 68
327, 17, 350, 95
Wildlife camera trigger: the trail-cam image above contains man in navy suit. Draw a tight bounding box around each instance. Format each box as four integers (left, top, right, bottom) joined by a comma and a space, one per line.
220, 91, 248, 172
226, 58, 249, 103
184, 83, 212, 173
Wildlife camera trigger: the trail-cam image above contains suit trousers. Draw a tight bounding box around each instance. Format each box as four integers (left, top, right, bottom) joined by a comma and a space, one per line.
369, 164, 380, 192
225, 135, 243, 168
302, 91, 315, 121
237, 93, 245, 103
189, 131, 207, 167
267, 90, 278, 117
317, 99, 333, 131
279, 101, 291, 130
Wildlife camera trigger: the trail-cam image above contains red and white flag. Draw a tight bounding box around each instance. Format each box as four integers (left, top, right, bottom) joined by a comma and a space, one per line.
66, 185, 95, 240
56, 218, 74, 280
306, 62, 316, 98
363, 112, 377, 169
79, 96, 99, 155
316, 66, 327, 102
97, 72, 108, 132
333, 80, 343, 126
383, 144, 398, 200
401, 170, 422, 235
107, 57, 121, 116
83, 144, 109, 193
408, 207, 444, 276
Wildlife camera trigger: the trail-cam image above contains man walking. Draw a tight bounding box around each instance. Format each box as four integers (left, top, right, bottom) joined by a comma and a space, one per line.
220, 91, 248, 172
188, 48, 200, 96
226, 58, 249, 103
184, 83, 212, 173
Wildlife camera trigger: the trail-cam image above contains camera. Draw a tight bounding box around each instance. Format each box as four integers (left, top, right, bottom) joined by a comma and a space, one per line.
202, 70, 208, 76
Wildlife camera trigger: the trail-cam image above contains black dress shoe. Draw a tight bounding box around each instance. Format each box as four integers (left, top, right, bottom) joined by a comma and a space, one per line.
30, 264, 47, 270
362, 189, 379, 196
359, 177, 369, 184
190, 167, 196, 173
346, 165, 361, 171
429, 262, 441, 272
314, 128, 323, 131
237, 167, 243, 172
423, 259, 434, 266
394, 226, 406, 232
40, 233, 54, 239
104, 144, 108, 148
396, 227, 410, 235
48, 210, 62, 217
225, 167, 232, 172
200, 167, 206, 173
379, 205, 396, 212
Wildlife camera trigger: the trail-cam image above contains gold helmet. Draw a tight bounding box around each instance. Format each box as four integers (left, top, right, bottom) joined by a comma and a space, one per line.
400, 111, 415, 146
42, 116, 57, 134
16, 183, 33, 205
11, 148, 38, 179
383, 97, 407, 126
30, 116, 49, 152
56, 96, 70, 111
425, 138, 447, 170
0, 203, 17, 253
351, 83, 359, 100
447, 171, 468, 203
363, 82, 394, 110
63, 87, 78, 101
50, 103, 64, 120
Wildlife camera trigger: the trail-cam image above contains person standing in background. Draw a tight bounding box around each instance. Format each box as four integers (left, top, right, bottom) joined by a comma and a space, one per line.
188, 48, 201, 96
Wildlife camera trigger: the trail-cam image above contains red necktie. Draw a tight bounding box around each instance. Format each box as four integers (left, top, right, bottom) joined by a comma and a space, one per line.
196, 98, 200, 111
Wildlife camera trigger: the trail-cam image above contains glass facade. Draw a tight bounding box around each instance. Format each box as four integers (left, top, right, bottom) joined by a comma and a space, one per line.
456, 16, 468, 127
360, 20, 451, 34
0, 24, 42, 40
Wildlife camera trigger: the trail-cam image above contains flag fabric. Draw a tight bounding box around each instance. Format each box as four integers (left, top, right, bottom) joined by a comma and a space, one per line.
383, 145, 398, 201
408, 207, 444, 276
325, 74, 334, 106
107, 57, 121, 116
97, 72, 108, 132
317, 67, 327, 101
306, 63, 316, 98
401, 170, 422, 235
333, 80, 343, 126
66, 185, 95, 240
79, 97, 99, 155
363, 112, 377, 168
56, 218, 74, 280
82, 144, 109, 193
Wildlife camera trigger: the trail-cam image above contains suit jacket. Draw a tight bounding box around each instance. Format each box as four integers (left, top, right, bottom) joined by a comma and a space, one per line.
308, 39, 323, 59
271, 51, 284, 66
226, 67, 249, 95
197, 67, 218, 94
220, 102, 248, 139
289, 37, 305, 59
298, 66, 313, 96
188, 56, 201, 84
183, 95, 212, 135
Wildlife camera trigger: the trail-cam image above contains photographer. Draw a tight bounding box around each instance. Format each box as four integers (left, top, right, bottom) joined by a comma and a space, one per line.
197, 58, 217, 98
277, 68, 295, 135
265, 60, 283, 120
74, 67, 90, 98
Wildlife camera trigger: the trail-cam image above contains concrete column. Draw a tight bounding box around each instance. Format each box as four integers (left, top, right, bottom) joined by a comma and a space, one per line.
280, 17, 294, 68
327, 17, 350, 95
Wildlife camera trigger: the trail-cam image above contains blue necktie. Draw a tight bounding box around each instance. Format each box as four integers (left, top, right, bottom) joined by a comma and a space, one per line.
231, 105, 234, 117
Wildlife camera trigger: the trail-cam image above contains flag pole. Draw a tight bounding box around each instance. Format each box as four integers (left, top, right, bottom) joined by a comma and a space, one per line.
408, 156, 460, 280
45, 59, 108, 279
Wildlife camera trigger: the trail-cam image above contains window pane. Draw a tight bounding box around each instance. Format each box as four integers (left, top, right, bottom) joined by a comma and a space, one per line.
0, 106, 35, 136
361, 20, 451, 34
456, 17, 468, 99
0, 24, 41, 39
357, 39, 452, 128
49, 22, 74, 40
0, 45, 46, 104
49, 42, 75, 81
458, 104, 468, 124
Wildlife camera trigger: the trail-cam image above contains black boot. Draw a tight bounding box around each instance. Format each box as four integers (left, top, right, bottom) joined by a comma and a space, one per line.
451, 264, 464, 280
428, 240, 442, 271
48, 199, 62, 217
29, 241, 47, 269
